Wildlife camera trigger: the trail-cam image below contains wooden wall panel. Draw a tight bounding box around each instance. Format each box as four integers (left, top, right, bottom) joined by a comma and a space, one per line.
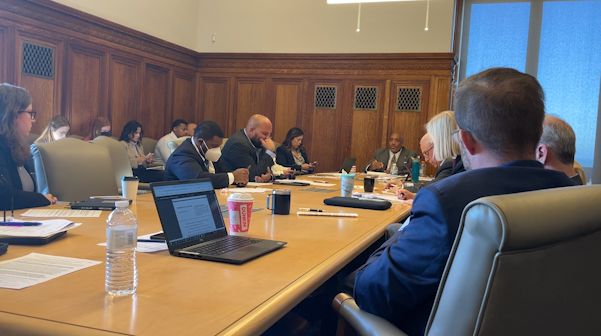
350, 82, 386, 170
273, 81, 302, 144
172, 70, 196, 123
15, 32, 62, 135
0, 25, 7, 82
388, 80, 431, 157
199, 78, 230, 132
109, 54, 141, 137
235, 80, 267, 131
140, 64, 171, 139
63, 43, 106, 136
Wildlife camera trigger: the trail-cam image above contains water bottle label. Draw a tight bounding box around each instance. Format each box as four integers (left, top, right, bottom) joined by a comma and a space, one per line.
107, 227, 137, 250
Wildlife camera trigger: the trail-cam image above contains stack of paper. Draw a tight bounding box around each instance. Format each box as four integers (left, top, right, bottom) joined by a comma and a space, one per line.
0, 219, 80, 240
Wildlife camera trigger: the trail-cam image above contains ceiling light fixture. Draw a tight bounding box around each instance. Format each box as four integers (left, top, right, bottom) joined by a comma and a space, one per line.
356, 3, 361, 32
424, 0, 430, 31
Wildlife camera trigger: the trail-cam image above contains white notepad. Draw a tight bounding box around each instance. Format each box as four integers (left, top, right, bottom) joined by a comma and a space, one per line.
296, 211, 358, 218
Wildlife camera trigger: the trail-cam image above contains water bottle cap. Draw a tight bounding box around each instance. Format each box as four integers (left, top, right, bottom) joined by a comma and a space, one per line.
115, 200, 129, 208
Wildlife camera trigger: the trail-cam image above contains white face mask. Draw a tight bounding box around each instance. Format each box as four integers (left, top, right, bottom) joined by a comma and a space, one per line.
201, 139, 222, 162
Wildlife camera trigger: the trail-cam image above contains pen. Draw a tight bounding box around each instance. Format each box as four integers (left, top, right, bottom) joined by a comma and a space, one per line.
137, 239, 165, 243
298, 208, 323, 212
0, 221, 43, 226
312, 180, 327, 183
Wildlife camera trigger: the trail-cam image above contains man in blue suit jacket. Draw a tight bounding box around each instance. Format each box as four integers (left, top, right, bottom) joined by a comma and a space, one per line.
164, 121, 248, 189
353, 68, 575, 335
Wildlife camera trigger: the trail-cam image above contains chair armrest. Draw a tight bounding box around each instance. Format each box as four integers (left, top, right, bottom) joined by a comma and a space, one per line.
332, 293, 407, 336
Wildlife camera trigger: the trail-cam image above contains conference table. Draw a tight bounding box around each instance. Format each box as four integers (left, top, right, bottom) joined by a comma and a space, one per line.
0, 175, 410, 335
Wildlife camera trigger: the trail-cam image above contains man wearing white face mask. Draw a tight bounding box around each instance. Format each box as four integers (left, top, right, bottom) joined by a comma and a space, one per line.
164, 121, 249, 188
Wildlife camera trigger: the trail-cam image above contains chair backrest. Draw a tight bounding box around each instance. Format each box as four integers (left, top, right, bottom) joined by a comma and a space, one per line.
141, 137, 157, 156
69, 134, 84, 140
167, 136, 190, 153
34, 138, 117, 201
92, 136, 134, 190
426, 185, 601, 336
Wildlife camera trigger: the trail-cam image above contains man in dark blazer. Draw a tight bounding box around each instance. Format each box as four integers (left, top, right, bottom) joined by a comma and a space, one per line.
220, 114, 275, 182
353, 68, 575, 336
164, 121, 248, 189
366, 132, 416, 175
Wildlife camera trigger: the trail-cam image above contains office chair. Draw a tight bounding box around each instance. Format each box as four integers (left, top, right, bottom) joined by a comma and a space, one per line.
333, 185, 601, 336
141, 137, 158, 156
92, 136, 135, 191
34, 138, 118, 202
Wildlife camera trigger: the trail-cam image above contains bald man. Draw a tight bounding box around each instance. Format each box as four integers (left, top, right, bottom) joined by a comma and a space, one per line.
220, 114, 275, 182
366, 132, 416, 175
536, 115, 583, 184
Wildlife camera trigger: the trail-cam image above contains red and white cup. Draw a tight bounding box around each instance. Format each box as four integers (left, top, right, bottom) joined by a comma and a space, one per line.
227, 193, 254, 233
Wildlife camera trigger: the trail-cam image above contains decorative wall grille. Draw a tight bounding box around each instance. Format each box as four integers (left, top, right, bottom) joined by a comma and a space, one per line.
353, 86, 377, 110
314, 85, 337, 109
22, 42, 54, 79
396, 86, 422, 112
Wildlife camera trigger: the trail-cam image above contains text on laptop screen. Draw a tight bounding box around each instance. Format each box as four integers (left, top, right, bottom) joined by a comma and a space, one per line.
152, 181, 226, 245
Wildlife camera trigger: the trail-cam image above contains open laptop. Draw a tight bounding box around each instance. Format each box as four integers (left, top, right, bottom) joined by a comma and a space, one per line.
150, 179, 286, 264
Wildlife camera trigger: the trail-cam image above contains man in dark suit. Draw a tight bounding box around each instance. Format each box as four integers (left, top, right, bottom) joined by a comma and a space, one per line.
353, 68, 575, 335
220, 114, 275, 182
164, 121, 248, 189
366, 132, 416, 175
536, 115, 583, 185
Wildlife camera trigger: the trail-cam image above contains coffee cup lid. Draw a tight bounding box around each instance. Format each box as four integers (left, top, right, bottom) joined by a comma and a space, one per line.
228, 193, 253, 201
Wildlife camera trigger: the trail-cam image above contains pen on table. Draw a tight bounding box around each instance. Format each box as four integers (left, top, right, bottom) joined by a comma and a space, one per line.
0, 221, 43, 227
137, 239, 165, 243
298, 208, 323, 212
312, 180, 327, 184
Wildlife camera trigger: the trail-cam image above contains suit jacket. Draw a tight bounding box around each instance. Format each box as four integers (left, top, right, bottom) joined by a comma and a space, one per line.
367, 147, 416, 174
275, 146, 310, 172
0, 136, 50, 210
220, 129, 274, 179
354, 161, 574, 336
164, 138, 230, 189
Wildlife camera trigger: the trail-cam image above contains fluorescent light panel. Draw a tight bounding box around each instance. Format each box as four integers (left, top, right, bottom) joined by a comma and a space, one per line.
327, 0, 414, 4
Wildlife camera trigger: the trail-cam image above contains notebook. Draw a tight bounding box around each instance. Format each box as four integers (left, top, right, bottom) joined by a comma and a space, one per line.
70, 198, 131, 210
150, 179, 286, 264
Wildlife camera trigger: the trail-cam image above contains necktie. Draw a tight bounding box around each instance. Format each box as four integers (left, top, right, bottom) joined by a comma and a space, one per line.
389, 154, 397, 170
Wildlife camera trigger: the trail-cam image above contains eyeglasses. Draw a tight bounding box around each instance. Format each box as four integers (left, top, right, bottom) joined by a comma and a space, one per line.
18, 110, 37, 120
423, 145, 434, 158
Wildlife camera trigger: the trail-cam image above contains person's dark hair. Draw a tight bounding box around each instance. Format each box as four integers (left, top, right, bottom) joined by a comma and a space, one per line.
119, 120, 143, 143
88, 117, 111, 140
0, 83, 32, 165
282, 127, 305, 151
539, 115, 576, 165
194, 120, 224, 140
171, 119, 188, 130
454, 67, 545, 158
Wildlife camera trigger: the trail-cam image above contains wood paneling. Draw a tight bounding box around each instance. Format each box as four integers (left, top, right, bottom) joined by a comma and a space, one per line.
388, 80, 431, 157
199, 77, 230, 132
273, 81, 302, 144
350, 82, 386, 170
0, 25, 7, 82
109, 54, 141, 137
235, 79, 268, 131
15, 32, 62, 134
172, 70, 196, 123
63, 42, 106, 136
140, 64, 170, 139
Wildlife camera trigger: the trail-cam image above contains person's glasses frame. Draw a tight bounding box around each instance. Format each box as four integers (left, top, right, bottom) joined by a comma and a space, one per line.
18, 110, 37, 121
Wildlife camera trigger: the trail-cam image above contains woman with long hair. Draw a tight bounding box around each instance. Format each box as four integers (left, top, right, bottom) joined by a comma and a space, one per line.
0, 83, 57, 209
275, 127, 316, 173
34, 115, 70, 145
119, 120, 162, 183
85, 117, 111, 141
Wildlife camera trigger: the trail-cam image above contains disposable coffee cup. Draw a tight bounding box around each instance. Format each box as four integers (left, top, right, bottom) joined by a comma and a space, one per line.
340, 174, 355, 197
121, 176, 139, 202
227, 193, 254, 232
364, 176, 375, 193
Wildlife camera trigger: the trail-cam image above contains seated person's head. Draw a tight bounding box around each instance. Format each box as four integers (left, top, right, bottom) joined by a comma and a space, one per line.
282, 127, 304, 150
246, 114, 273, 147
0, 83, 33, 164
536, 115, 577, 173
171, 119, 188, 138
454, 68, 545, 170
388, 133, 403, 153
425, 110, 459, 166
120, 120, 144, 144
186, 122, 197, 137
36, 115, 70, 144
194, 121, 224, 161
420, 133, 436, 166
89, 117, 111, 139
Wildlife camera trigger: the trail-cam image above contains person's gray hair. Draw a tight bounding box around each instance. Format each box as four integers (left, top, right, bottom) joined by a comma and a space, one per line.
425, 110, 459, 162
539, 115, 576, 165
454, 68, 545, 159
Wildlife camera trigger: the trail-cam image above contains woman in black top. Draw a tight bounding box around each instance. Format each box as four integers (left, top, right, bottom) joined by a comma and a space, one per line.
276, 127, 316, 174
0, 83, 56, 210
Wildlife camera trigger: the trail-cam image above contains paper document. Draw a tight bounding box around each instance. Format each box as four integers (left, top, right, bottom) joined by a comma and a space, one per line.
297, 211, 358, 218
0, 253, 101, 289
225, 187, 271, 193
21, 209, 101, 218
246, 182, 273, 187
0, 219, 80, 238
353, 192, 404, 203
300, 180, 336, 187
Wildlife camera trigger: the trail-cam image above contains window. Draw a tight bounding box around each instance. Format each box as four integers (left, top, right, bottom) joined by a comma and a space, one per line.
460, 0, 601, 176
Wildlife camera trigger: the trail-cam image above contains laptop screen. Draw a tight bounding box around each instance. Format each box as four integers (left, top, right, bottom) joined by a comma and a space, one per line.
151, 179, 226, 248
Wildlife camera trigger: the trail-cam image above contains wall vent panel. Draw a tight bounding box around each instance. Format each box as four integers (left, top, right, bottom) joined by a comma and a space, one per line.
396, 86, 422, 112
22, 42, 54, 79
314, 85, 337, 109
354, 86, 377, 110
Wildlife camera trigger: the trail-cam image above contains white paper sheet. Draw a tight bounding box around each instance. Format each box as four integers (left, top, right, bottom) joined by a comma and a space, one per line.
224, 187, 271, 193
352, 192, 404, 203
21, 209, 102, 218
0, 253, 101, 290
0, 219, 80, 238
246, 182, 273, 187
299, 180, 336, 187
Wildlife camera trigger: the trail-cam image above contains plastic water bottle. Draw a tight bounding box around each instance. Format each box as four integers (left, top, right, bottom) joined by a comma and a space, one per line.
390, 163, 399, 175
105, 200, 137, 296
411, 157, 421, 183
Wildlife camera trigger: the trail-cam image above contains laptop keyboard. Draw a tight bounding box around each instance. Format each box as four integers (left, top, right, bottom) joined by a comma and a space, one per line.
187, 236, 261, 256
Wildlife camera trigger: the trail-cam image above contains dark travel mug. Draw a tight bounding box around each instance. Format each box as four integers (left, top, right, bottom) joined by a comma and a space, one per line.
266, 189, 291, 215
